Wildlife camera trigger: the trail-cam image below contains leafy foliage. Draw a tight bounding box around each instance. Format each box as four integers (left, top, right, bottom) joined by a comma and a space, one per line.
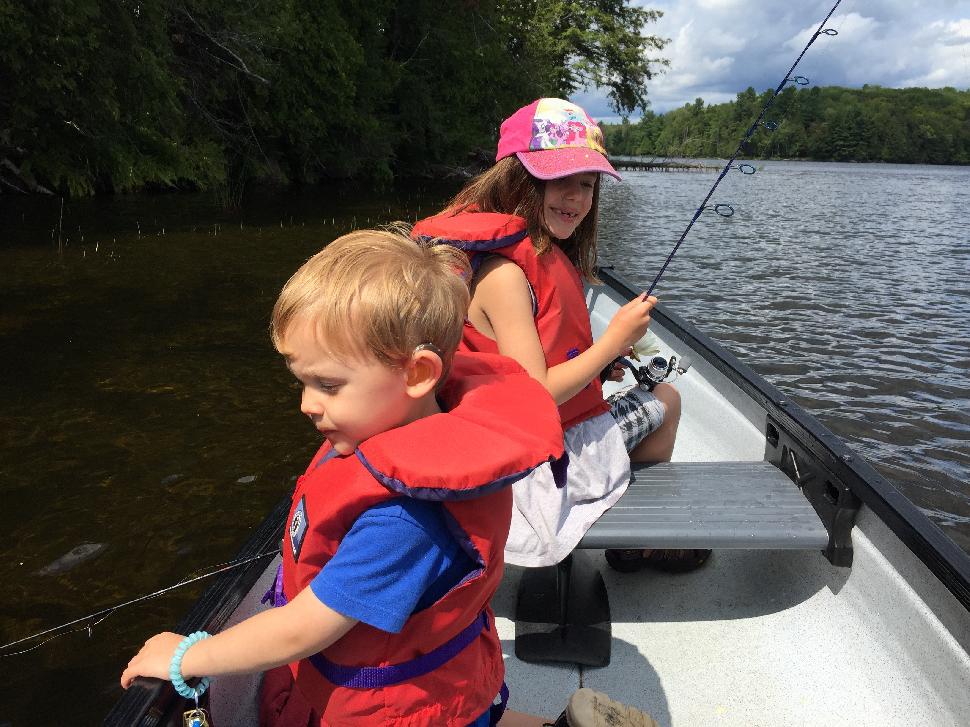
0, 0, 668, 198
602, 85, 970, 165
0, 0, 214, 195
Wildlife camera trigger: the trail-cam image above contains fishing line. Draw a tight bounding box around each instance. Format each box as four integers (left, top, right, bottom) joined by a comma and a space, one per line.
643, 0, 843, 298
0, 547, 280, 657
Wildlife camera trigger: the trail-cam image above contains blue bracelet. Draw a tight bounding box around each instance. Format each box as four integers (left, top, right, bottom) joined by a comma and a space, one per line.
169, 631, 212, 699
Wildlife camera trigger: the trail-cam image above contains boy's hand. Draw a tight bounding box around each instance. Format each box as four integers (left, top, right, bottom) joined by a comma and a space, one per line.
604, 296, 656, 354
120, 632, 185, 689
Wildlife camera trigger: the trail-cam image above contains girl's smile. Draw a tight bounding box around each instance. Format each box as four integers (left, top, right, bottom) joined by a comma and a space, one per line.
543, 173, 597, 240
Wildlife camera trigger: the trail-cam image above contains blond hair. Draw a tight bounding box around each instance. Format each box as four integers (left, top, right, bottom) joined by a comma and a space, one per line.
271, 227, 471, 370
444, 156, 602, 282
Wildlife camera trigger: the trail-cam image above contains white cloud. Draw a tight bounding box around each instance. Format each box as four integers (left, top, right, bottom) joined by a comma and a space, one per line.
898, 18, 970, 87
571, 0, 970, 119
783, 12, 878, 53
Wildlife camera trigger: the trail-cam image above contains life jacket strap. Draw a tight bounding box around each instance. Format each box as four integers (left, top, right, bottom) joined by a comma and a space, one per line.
309, 610, 490, 689
260, 563, 288, 607
490, 682, 510, 725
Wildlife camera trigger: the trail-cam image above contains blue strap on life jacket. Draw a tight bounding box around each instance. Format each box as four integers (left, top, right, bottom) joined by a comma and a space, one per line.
489, 682, 510, 725
262, 565, 497, 693
309, 610, 489, 688
260, 563, 288, 607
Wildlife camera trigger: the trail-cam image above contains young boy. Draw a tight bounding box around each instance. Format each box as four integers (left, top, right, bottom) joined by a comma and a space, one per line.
121, 229, 566, 725
121, 228, 661, 727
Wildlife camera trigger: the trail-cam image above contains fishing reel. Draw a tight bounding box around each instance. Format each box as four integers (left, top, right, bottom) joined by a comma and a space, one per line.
602, 354, 692, 391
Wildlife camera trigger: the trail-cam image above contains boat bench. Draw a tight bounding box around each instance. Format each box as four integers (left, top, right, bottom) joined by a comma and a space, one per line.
514, 460, 829, 667
577, 460, 829, 550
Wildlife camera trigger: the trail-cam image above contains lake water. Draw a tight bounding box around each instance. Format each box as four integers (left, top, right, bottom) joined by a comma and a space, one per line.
0, 162, 967, 723
598, 161, 970, 540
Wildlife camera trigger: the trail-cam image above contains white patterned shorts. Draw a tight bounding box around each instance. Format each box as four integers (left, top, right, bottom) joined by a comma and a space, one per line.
607, 385, 666, 452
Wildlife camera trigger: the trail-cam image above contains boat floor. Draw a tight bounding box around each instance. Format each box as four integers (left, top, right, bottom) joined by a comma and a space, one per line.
495, 547, 960, 727
212, 509, 970, 727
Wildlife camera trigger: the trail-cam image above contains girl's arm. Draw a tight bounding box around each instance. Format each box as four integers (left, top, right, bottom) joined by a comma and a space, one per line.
120, 587, 357, 688
470, 257, 655, 405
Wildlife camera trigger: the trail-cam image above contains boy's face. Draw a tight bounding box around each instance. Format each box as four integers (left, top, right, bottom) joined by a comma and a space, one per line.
281, 317, 417, 455
542, 172, 596, 240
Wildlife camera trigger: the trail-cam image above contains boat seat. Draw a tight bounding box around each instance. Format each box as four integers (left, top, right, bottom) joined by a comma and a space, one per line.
578, 461, 829, 550
514, 460, 828, 668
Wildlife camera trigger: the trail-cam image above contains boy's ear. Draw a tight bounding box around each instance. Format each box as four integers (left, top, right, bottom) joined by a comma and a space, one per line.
404, 348, 444, 398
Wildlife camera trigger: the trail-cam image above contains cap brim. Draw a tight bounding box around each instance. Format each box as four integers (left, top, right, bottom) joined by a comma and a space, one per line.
516, 148, 622, 181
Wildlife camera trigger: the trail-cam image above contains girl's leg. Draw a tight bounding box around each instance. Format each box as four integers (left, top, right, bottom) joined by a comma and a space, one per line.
627, 383, 680, 463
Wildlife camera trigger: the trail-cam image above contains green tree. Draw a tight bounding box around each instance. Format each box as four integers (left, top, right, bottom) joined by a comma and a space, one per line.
0, 0, 217, 195
602, 85, 970, 165
0, 1, 668, 196
499, 0, 668, 115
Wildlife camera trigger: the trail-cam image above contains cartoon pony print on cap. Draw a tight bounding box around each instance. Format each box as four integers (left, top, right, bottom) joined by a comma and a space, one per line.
529, 99, 607, 154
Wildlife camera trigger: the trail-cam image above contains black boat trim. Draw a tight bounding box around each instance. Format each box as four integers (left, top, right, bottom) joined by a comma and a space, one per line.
599, 266, 970, 613
103, 496, 290, 726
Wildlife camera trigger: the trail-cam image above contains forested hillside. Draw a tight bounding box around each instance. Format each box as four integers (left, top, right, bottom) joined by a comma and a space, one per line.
602, 86, 970, 165
0, 0, 667, 199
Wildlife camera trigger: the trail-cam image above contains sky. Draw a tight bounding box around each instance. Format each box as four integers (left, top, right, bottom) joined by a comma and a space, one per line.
572, 0, 970, 120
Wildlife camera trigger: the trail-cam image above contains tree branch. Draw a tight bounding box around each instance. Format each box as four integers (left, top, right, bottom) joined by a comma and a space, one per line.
178, 7, 271, 85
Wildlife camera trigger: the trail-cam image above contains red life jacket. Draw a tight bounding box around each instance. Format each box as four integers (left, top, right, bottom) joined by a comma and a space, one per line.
279, 351, 564, 726
413, 211, 611, 430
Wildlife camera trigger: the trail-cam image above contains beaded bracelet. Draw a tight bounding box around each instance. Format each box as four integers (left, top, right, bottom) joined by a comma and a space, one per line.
169, 631, 212, 699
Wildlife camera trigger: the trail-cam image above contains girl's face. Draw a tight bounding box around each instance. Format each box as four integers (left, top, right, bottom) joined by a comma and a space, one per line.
542, 173, 597, 240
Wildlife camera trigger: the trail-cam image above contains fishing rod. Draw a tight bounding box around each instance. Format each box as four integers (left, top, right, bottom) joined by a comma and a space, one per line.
0, 548, 280, 657
643, 0, 843, 299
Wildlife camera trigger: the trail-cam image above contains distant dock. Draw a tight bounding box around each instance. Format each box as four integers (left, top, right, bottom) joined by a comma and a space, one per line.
612, 159, 720, 172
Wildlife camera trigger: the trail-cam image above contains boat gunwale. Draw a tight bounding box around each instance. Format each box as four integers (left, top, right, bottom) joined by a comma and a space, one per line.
597, 265, 970, 613
103, 497, 290, 726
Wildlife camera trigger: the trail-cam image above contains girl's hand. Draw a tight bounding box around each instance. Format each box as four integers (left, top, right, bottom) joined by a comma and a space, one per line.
607, 363, 626, 382
599, 348, 634, 382
604, 296, 657, 354
120, 632, 184, 689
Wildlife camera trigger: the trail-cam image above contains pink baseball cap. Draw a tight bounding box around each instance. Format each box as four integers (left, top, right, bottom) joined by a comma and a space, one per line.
496, 98, 621, 181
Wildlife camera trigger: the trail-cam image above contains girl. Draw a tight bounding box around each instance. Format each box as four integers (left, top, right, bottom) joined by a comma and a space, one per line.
413, 98, 708, 572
